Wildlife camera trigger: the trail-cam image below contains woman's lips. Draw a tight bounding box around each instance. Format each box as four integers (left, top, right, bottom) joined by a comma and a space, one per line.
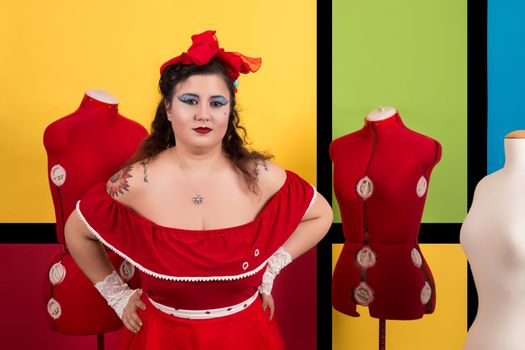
193, 127, 212, 134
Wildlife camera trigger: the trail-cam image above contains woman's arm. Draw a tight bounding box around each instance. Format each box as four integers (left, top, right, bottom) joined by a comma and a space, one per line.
257, 162, 333, 318
64, 212, 114, 283
64, 164, 148, 333
281, 191, 333, 259
64, 210, 145, 333
257, 161, 333, 259
64, 161, 147, 284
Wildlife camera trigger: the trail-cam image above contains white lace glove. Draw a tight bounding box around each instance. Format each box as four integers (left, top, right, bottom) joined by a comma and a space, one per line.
94, 270, 137, 319
259, 246, 292, 295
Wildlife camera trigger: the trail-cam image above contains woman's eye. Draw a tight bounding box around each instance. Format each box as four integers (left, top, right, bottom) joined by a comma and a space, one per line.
210, 101, 226, 107
177, 95, 198, 105
210, 97, 228, 108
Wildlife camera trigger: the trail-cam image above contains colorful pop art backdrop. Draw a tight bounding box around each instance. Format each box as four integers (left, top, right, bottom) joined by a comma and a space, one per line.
0, 0, 516, 348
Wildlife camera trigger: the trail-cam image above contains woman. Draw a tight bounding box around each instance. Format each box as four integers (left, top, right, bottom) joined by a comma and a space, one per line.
65, 30, 332, 350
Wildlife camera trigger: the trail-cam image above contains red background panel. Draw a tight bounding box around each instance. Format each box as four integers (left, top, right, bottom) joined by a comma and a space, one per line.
0, 244, 315, 350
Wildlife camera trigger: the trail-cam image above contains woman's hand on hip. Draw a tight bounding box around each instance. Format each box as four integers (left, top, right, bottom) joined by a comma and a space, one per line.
122, 289, 146, 333
261, 293, 275, 320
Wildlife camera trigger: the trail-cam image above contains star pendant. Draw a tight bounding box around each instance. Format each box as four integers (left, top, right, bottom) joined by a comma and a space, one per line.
192, 194, 204, 206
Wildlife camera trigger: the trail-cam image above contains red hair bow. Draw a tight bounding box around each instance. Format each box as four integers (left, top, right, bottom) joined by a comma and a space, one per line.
159, 30, 261, 83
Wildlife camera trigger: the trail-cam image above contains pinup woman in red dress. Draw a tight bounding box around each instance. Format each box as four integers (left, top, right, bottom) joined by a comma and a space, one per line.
64, 30, 333, 349
331, 107, 441, 320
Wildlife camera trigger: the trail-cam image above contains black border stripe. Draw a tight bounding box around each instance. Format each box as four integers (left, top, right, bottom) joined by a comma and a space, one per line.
0, 224, 58, 243
329, 223, 461, 244
316, 0, 332, 348
466, 0, 487, 329
468, 0, 488, 207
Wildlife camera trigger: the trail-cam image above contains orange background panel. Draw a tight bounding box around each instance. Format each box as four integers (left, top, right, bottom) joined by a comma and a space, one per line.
0, 0, 316, 222
332, 243, 467, 350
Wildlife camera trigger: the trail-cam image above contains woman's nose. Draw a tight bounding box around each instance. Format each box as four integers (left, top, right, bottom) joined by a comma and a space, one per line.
194, 105, 211, 122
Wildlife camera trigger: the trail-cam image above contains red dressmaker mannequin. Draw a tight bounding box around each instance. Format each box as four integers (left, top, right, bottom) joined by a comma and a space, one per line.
43, 90, 148, 336
330, 108, 441, 348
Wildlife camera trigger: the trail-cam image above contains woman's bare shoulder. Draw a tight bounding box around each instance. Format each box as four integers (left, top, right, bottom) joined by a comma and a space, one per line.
254, 159, 287, 197
105, 158, 153, 205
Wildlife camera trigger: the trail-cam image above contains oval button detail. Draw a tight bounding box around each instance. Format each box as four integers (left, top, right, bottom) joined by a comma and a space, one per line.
49, 262, 66, 285
47, 298, 62, 320
420, 282, 432, 305
416, 176, 427, 197
242, 262, 249, 270
356, 176, 374, 200
356, 246, 376, 269
254, 249, 260, 257
119, 261, 135, 282
411, 248, 422, 268
50, 164, 66, 187
353, 282, 374, 306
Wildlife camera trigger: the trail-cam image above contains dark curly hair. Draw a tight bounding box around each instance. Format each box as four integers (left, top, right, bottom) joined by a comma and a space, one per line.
128, 58, 271, 194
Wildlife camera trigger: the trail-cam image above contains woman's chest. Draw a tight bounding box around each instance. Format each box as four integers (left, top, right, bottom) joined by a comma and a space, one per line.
137, 180, 265, 230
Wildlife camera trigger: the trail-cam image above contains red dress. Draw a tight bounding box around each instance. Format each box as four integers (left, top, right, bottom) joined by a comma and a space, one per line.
43, 93, 148, 334
76, 170, 316, 349
330, 113, 441, 320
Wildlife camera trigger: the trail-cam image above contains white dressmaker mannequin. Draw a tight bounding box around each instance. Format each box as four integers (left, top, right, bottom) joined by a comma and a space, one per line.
461, 130, 525, 350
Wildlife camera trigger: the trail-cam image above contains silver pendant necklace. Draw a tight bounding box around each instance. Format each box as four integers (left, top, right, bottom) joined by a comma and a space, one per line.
192, 194, 204, 206
173, 150, 217, 206
180, 166, 206, 206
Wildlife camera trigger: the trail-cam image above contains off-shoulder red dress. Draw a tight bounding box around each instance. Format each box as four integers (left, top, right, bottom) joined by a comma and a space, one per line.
77, 170, 316, 349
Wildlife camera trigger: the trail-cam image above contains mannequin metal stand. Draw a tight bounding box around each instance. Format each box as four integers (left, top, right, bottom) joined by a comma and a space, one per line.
379, 319, 386, 350
97, 334, 104, 350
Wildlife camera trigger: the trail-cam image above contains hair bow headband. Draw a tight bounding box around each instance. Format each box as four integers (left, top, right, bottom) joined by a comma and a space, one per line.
159, 30, 262, 83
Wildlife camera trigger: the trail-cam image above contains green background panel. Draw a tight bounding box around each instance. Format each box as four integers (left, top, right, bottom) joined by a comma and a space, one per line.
332, 0, 467, 223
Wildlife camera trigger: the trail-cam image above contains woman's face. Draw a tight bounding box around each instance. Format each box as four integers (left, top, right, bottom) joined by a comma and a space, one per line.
167, 73, 231, 151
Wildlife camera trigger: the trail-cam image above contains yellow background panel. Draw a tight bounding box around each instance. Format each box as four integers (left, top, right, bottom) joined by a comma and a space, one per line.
0, 0, 316, 222
332, 244, 467, 350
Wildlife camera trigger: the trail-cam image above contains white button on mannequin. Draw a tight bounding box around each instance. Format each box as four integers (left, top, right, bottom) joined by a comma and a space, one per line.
460, 130, 525, 350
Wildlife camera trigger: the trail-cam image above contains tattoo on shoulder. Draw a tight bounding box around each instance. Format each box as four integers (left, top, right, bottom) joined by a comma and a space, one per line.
252, 159, 270, 178
140, 158, 149, 183
106, 165, 133, 198
261, 160, 269, 172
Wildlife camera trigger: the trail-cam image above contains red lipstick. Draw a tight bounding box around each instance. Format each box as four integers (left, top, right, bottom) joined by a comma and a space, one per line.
193, 127, 212, 134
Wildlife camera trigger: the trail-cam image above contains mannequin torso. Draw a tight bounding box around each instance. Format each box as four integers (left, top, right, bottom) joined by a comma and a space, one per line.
330, 108, 441, 320
42, 91, 148, 334
461, 133, 525, 350
44, 90, 148, 243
